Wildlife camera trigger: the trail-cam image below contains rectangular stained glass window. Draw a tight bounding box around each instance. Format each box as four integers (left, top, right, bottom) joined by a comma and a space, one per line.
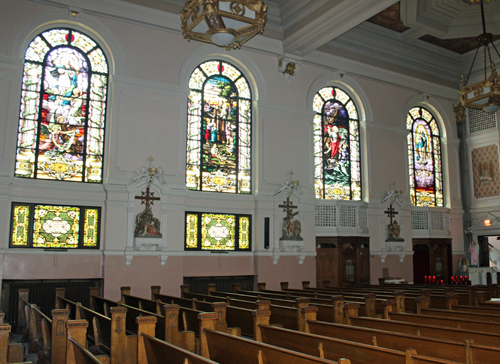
10, 203, 100, 249
185, 212, 251, 251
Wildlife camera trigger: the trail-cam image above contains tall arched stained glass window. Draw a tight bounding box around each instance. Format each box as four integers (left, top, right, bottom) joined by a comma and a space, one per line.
407, 106, 443, 207
15, 28, 108, 182
313, 87, 361, 200
186, 60, 251, 193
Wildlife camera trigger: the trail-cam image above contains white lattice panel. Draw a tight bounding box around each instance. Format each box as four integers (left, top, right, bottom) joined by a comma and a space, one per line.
358, 207, 368, 229
469, 108, 497, 134
315, 205, 337, 227
411, 211, 429, 230
339, 205, 357, 228
431, 211, 444, 230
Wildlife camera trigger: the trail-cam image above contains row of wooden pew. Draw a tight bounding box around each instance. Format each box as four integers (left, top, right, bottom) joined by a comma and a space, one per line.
14, 280, 500, 364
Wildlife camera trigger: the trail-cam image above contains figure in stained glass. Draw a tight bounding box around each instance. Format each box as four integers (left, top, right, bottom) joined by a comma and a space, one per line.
186, 60, 251, 193
407, 107, 443, 207
15, 28, 108, 182
313, 87, 361, 200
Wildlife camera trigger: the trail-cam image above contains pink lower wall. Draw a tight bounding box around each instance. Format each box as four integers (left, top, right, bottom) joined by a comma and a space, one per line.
1, 253, 102, 280
102, 254, 314, 300
370, 255, 414, 284
0, 253, 316, 303
255, 255, 316, 291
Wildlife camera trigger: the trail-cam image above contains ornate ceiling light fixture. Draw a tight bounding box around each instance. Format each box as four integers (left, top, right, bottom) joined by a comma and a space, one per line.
180, 0, 268, 50
460, 0, 500, 113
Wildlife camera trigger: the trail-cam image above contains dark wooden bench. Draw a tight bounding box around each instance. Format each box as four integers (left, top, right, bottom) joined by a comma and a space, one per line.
258, 324, 463, 364
351, 316, 500, 347
135, 316, 218, 364
308, 319, 500, 363
421, 307, 500, 322
388, 311, 500, 334
203, 328, 351, 364
65, 320, 109, 364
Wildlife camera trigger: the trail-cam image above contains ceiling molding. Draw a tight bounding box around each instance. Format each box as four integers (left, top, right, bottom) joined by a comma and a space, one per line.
282, 0, 399, 56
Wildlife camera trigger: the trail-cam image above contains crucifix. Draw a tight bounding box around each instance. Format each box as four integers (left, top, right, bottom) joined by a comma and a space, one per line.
279, 197, 298, 220
135, 185, 160, 210
384, 204, 398, 225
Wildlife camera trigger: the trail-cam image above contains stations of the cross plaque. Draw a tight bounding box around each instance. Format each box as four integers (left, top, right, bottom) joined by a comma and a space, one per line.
384, 204, 398, 225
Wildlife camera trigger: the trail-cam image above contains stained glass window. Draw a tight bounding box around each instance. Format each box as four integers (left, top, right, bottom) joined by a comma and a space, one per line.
186, 60, 251, 193
15, 28, 108, 182
10, 203, 100, 248
313, 87, 361, 200
185, 212, 251, 251
407, 106, 443, 207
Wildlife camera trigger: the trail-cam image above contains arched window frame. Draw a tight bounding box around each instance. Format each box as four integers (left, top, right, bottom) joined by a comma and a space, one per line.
407, 106, 444, 207
313, 86, 361, 201
186, 60, 252, 194
15, 27, 109, 183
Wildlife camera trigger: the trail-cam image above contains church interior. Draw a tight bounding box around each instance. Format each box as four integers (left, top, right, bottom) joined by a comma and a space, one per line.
2, 0, 500, 361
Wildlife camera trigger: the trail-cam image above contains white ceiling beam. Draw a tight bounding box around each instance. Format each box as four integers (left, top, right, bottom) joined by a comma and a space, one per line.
282, 0, 399, 56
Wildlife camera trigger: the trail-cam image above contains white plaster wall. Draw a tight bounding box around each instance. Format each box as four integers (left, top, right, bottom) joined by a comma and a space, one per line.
0, 0, 465, 296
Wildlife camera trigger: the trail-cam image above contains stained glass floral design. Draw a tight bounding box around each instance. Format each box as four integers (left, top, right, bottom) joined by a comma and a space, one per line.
10, 203, 100, 248
186, 60, 251, 193
407, 106, 443, 207
185, 212, 251, 250
313, 87, 361, 200
15, 28, 108, 182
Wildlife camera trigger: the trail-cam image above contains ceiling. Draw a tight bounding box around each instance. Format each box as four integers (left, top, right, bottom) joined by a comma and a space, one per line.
78, 0, 500, 89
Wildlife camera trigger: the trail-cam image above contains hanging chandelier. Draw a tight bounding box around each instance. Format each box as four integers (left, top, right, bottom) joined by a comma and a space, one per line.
459, 0, 500, 113
180, 0, 268, 50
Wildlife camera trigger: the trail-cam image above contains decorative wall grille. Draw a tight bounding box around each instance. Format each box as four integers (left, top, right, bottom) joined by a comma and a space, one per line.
339, 206, 357, 227
411, 211, 429, 230
358, 207, 368, 229
431, 211, 444, 230
469, 108, 497, 134
315, 205, 337, 227
412, 210, 449, 231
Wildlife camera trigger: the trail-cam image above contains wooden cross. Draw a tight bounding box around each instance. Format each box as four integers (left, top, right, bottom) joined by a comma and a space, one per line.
384, 204, 398, 225
279, 196, 298, 220
135, 185, 160, 210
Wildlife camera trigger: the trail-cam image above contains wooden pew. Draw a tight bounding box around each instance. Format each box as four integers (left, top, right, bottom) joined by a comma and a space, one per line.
350, 316, 500, 347
182, 290, 355, 325
181, 286, 317, 331
136, 316, 218, 364
308, 319, 500, 364
203, 329, 352, 364
118, 303, 196, 352
421, 307, 500, 323
75, 305, 137, 364
1, 323, 26, 364
17, 290, 70, 364
123, 289, 242, 337
258, 324, 463, 364
257, 284, 396, 314
388, 311, 500, 334
451, 304, 500, 316
91, 295, 119, 317
274, 282, 428, 314
66, 320, 109, 364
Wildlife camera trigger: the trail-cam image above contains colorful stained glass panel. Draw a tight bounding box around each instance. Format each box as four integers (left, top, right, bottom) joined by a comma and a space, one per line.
407, 107, 443, 207
186, 60, 251, 193
185, 212, 251, 250
33, 205, 80, 248
313, 86, 361, 200
10, 203, 100, 248
11, 205, 30, 246
15, 28, 108, 183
